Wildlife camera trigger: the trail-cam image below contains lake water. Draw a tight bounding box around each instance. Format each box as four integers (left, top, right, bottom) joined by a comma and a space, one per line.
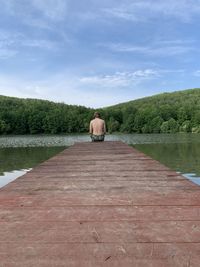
0, 133, 200, 187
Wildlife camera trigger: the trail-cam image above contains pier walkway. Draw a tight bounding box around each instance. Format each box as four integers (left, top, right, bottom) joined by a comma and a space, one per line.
0, 141, 200, 266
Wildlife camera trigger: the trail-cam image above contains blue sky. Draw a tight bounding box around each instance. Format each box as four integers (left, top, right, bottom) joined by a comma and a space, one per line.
0, 0, 200, 107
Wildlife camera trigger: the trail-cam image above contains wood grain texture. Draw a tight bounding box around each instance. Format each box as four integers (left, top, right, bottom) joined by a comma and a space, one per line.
0, 141, 200, 267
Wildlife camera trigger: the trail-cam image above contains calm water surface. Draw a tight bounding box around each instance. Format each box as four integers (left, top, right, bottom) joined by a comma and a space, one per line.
0, 133, 200, 187
0, 146, 65, 187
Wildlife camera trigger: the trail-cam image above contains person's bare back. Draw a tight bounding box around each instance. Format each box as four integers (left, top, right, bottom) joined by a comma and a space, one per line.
90, 118, 105, 135
89, 112, 106, 141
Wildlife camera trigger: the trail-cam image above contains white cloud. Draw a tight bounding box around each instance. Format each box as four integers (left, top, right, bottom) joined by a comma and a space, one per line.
0, 1, 72, 48
0, 29, 61, 59
0, 74, 109, 107
103, 0, 200, 22
67, 0, 200, 24
0, 31, 13, 46
193, 70, 200, 77
80, 70, 159, 88
103, 40, 194, 57
24, 17, 54, 31
0, 30, 21, 59
0, 49, 18, 59
104, 7, 139, 22
22, 39, 58, 50
0, 69, 159, 108
0, 0, 68, 21
32, 0, 68, 20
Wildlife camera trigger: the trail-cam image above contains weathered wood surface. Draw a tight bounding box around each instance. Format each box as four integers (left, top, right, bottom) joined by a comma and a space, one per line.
0, 141, 200, 267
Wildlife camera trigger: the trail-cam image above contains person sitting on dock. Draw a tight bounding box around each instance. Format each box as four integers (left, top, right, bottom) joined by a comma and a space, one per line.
89, 112, 106, 142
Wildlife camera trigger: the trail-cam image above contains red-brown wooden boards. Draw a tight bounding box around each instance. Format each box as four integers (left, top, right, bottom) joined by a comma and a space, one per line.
0, 141, 200, 267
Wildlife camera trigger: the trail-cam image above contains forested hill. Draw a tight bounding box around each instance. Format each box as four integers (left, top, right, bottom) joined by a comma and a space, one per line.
0, 88, 200, 134
0, 95, 93, 134
100, 88, 200, 133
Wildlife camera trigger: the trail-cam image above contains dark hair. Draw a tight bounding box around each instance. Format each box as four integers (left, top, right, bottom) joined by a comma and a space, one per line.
94, 112, 100, 118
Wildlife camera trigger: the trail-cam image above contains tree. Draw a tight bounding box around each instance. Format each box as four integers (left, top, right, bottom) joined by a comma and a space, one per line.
177, 108, 187, 124
134, 112, 146, 133
0, 119, 7, 134
180, 120, 191, 132
161, 118, 179, 133
1, 88, 200, 135
107, 117, 120, 133
168, 118, 179, 133
160, 121, 170, 133
120, 114, 135, 133
145, 116, 164, 133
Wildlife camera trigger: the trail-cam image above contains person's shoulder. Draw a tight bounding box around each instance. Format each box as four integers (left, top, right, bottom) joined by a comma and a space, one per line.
90, 119, 95, 123
100, 118, 105, 123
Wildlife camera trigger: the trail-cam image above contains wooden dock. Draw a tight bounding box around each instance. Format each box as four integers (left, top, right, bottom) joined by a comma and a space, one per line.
0, 141, 200, 267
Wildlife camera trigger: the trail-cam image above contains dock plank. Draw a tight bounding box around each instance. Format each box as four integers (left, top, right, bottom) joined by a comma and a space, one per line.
0, 141, 200, 266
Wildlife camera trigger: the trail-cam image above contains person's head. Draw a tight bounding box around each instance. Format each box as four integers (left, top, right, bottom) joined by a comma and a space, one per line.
94, 111, 101, 118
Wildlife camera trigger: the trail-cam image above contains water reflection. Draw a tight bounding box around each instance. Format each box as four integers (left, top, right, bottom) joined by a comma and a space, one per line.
134, 143, 200, 186
0, 147, 65, 174
0, 169, 31, 188
182, 174, 200, 186
0, 147, 65, 188
1, 134, 200, 188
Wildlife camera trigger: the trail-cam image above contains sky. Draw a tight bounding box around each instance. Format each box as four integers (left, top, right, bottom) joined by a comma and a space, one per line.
0, 0, 200, 108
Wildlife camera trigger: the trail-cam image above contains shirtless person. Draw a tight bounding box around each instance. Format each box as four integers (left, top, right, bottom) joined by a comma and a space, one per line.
89, 112, 106, 142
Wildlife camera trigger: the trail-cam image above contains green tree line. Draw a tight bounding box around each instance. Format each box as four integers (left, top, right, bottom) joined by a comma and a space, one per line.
0, 96, 93, 134
100, 88, 200, 134
1, 88, 200, 135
